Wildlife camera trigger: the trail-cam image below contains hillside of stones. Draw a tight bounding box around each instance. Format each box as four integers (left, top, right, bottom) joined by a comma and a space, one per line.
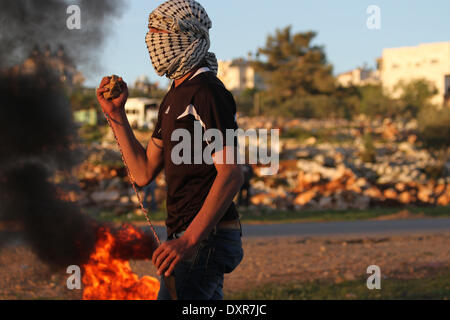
73, 116, 450, 214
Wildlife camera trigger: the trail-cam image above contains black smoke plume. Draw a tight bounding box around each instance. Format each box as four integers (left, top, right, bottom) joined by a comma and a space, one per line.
0, 0, 126, 268
0, 0, 125, 69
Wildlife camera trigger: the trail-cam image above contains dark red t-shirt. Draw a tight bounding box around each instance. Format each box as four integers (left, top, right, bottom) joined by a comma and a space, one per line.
152, 70, 239, 237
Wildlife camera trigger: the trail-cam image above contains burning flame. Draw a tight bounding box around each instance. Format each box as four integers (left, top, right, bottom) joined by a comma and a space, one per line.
82, 225, 160, 300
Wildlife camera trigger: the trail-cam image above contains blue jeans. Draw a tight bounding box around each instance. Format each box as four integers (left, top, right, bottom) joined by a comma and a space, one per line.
157, 228, 244, 300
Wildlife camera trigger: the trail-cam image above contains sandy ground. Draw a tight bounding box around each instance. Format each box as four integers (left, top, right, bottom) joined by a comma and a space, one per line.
0, 231, 449, 299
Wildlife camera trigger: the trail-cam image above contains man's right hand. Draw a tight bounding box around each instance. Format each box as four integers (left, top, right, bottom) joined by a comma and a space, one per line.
96, 76, 129, 116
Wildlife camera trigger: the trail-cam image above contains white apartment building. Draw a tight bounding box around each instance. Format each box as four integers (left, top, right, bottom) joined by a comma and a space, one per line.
124, 98, 159, 129
381, 42, 450, 106
217, 59, 264, 93
337, 67, 380, 87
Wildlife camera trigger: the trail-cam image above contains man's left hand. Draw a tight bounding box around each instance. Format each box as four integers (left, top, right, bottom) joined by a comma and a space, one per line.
152, 236, 198, 277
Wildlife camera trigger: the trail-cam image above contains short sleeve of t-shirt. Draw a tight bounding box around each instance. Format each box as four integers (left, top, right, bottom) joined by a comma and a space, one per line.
151, 104, 164, 140
193, 84, 238, 147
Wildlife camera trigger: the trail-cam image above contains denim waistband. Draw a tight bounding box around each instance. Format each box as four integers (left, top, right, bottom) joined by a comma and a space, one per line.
169, 220, 242, 240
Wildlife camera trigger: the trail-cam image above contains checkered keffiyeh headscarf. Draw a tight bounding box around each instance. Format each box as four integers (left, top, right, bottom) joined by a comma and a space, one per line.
145, 0, 218, 80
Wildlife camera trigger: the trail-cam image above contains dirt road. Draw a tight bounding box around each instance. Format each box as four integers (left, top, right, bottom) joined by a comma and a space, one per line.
1, 227, 449, 299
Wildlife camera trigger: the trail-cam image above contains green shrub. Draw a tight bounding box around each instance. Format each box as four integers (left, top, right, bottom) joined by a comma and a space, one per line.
235, 88, 259, 116
79, 124, 107, 144
395, 79, 438, 118
281, 127, 314, 140
361, 132, 376, 163
417, 107, 450, 150
357, 85, 395, 117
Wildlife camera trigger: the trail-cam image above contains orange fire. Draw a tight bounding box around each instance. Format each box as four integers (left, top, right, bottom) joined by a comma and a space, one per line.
82, 225, 160, 300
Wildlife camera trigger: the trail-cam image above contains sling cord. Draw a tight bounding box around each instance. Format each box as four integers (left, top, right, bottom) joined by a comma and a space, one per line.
103, 111, 161, 246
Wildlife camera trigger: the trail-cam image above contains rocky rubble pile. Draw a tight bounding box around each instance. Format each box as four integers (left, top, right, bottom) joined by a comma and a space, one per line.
250, 138, 450, 210
73, 146, 166, 214
251, 158, 450, 210
246, 117, 449, 210
73, 116, 449, 213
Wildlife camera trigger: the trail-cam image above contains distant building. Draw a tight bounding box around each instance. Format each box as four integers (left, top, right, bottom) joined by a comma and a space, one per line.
380, 42, 450, 106
125, 98, 160, 129
133, 75, 156, 95
74, 109, 99, 126
17, 45, 84, 86
337, 66, 380, 87
217, 59, 264, 93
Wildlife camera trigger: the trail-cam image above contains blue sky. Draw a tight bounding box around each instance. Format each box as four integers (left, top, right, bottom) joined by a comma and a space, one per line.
83, 0, 450, 87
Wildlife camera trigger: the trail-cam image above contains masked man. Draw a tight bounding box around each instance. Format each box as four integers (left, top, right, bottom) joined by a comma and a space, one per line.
97, 0, 244, 300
